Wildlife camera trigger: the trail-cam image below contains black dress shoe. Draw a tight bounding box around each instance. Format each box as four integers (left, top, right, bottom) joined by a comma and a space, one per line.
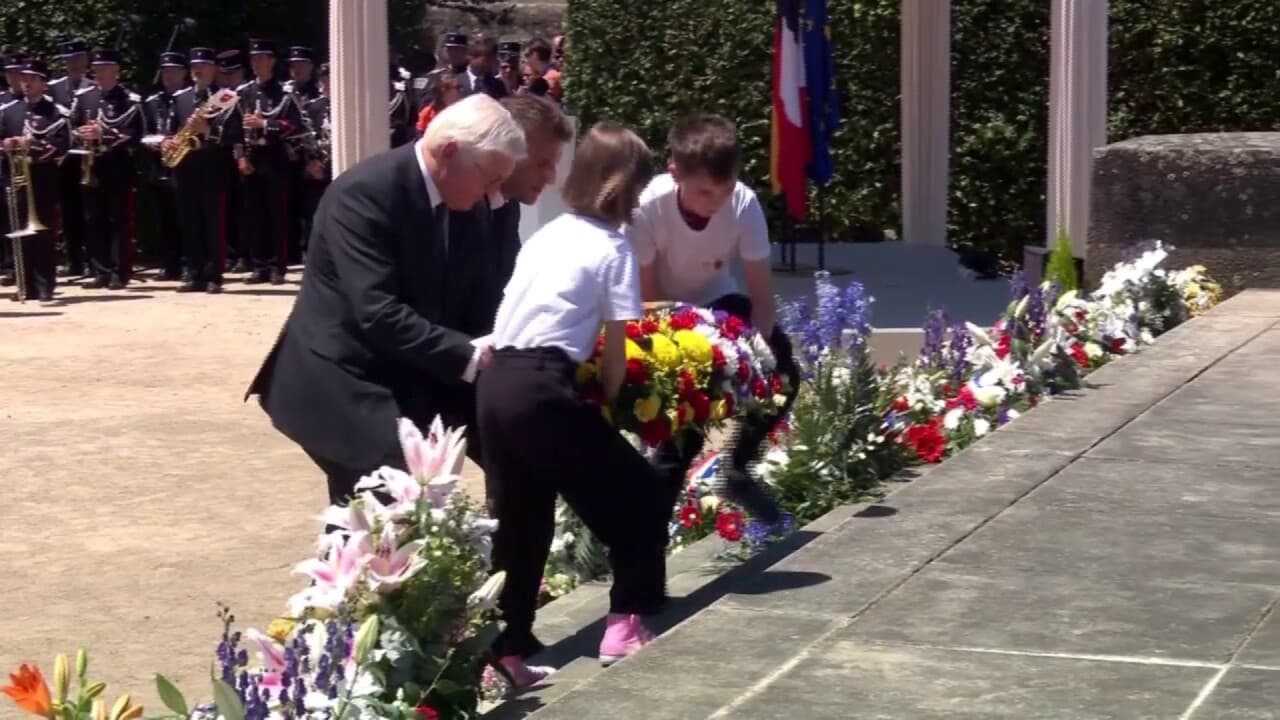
230, 259, 250, 274
269, 268, 285, 285
0, 275, 14, 287
722, 468, 783, 525
177, 280, 207, 293
38, 290, 54, 302
157, 269, 182, 281
108, 276, 125, 291
206, 282, 223, 294
86, 276, 109, 289
244, 269, 268, 284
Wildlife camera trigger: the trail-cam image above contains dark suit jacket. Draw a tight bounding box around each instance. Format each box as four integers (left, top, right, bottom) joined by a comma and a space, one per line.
247, 142, 490, 470
469, 199, 522, 333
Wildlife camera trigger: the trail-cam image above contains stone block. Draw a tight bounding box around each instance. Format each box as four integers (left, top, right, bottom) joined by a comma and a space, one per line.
1088, 133, 1280, 296
1238, 608, 1280, 668
1187, 668, 1280, 719
727, 639, 1213, 719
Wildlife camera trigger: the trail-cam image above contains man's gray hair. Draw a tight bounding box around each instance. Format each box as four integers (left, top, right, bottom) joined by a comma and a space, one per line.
424, 93, 527, 161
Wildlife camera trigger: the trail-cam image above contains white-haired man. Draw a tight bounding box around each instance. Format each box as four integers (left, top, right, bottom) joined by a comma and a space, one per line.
247, 93, 527, 504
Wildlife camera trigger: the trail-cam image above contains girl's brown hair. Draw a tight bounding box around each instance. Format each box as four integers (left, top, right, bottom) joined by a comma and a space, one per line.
561, 122, 653, 226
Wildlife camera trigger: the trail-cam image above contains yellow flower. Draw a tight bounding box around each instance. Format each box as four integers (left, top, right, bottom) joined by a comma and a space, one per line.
267, 617, 297, 644
673, 329, 713, 365
575, 360, 599, 385
710, 398, 729, 421
634, 394, 661, 423
624, 339, 646, 360
649, 334, 682, 370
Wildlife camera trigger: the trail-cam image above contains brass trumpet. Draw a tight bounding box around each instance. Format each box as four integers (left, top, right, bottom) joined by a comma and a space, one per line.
79, 135, 99, 187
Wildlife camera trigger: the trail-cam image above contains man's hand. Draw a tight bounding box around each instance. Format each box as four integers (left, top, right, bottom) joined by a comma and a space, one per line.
160, 137, 176, 154
476, 346, 494, 374
188, 114, 209, 134
77, 122, 101, 141
306, 159, 325, 180
237, 156, 254, 176
242, 113, 266, 130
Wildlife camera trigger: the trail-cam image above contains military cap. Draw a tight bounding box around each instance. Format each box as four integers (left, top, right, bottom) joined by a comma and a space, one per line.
189, 47, 217, 64
159, 51, 186, 68
20, 58, 51, 80
287, 46, 315, 63
248, 38, 277, 56
58, 39, 90, 58
444, 32, 468, 48
91, 48, 122, 65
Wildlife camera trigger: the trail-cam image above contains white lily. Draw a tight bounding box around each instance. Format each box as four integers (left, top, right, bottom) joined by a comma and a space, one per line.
468, 571, 507, 611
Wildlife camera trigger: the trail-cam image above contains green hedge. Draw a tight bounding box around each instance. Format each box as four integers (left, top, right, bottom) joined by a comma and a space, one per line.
566, 0, 1280, 265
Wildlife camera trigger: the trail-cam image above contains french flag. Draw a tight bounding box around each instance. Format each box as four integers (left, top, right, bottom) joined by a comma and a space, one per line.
770, 0, 811, 221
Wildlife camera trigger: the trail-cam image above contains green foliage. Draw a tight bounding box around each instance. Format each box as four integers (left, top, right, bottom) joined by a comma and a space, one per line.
1045, 225, 1080, 292
566, 0, 1280, 264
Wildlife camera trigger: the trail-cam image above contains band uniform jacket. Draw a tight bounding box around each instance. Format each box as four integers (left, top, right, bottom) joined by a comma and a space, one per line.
70, 84, 145, 163
302, 94, 331, 182
246, 142, 488, 470
235, 78, 304, 172
168, 85, 242, 184
1, 95, 72, 163
389, 79, 414, 148
142, 88, 179, 184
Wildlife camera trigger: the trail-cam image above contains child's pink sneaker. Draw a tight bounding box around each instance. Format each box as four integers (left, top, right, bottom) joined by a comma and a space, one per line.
488, 655, 554, 692
598, 613, 656, 666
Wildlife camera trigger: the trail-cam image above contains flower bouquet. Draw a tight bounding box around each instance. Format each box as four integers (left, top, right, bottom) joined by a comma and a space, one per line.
576, 304, 788, 449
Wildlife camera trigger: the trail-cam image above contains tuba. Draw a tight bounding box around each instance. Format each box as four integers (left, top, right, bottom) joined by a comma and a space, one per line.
162, 88, 240, 169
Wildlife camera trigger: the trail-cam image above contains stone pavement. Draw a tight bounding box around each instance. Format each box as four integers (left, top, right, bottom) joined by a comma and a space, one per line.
500, 290, 1280, 719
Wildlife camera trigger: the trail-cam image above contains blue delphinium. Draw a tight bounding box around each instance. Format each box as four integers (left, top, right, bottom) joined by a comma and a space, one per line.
780, 272, 874, 376
919, 308, 949, 371
945, 320, 972, 385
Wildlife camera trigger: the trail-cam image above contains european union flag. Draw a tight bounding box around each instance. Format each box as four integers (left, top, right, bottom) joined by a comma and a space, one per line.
803, 0, 840, 185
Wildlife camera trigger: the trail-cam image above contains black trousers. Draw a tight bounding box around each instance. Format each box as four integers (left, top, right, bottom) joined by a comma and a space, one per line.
306, 444, 408, 507
175, 161, 229, 285
478, 348, 669, 658
1, 178, 12, 276
58, 159, 87, 271
226, 157, 245, 268
152, 179, 181, 277
85, 159, 134, 281
651, 293, 802, 512
9, 164, 59, 298
298, 176, 328, 262
241, 157, 288, 272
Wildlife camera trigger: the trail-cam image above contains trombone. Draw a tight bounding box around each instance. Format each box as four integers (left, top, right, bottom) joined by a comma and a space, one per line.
4, 141, 47, 302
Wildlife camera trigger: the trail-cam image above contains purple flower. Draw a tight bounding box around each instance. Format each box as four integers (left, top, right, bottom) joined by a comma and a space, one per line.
919, 309, 949, 370
1009, 270, 1030, 302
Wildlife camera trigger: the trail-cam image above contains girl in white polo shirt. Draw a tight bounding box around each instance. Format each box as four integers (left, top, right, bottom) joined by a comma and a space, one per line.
478, 122, 668, 685
627, 114, 802, 528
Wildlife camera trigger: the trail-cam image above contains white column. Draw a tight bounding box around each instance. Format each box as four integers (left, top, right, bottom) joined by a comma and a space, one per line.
329, 0, 389, 177
899, 0, 951, 247
1047, 0, 1108, 257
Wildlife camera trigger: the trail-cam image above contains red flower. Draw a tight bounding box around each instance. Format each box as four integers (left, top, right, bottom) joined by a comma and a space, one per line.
624, 358, 649, 385
1074, 309, 1087, 324
716, 510, 745, 542
678, 504, 702, 529
722, 315, 746, 340
689, 391, 711, 422
737, 359, 751, 383
891, 396, 910, 413
940, 383, 954, 399
641, 318, 660, 334
770, 374, 783, 393
946, 385, 977, 411
415, 707, 440, 720
678, 370, 698, 399
670, 310, 698, 330
996, 333, 1012, 360
1069, 342, 1089, 367
1109, 337, 1127, 354
639, 418, 672, 446
711, 346, 727, 371
625, 322, 645, 341
752, 378, 769, 399
904, 418, 946, 463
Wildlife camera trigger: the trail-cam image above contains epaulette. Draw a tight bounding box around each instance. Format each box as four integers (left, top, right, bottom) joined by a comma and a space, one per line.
49, 76, 67, 86
127, 91, 141, 103
174, 86, 194, 96
392, 80, 406, 93
56, 103, 71, 117
236, 80, 254, 92
146, 91, 163, 102
74, 86, 96, 96
0, 99, 17, 111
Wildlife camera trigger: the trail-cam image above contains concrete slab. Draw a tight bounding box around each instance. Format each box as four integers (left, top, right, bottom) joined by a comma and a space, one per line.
724, 640, 1213, 719
847, 564, 1278, 663
1187, 667, 1280, 719
1237, 608, 1280, 668
938, 503, 1280, 586
526, 607, 838, 720
1087, 414, 1280, 469
1023, 457, 1280, 522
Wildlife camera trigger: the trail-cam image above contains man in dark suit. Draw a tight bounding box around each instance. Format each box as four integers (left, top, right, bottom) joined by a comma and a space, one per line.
463, 36, 508, 100
246, 93, 527, 505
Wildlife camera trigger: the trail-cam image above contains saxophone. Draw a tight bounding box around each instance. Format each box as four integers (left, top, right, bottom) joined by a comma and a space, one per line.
162, 88, 240, 168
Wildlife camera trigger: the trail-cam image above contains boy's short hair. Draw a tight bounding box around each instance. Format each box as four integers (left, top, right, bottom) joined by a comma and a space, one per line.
562, 122, 654, 226
667, 114, 740, 182
501, 94, 573, 143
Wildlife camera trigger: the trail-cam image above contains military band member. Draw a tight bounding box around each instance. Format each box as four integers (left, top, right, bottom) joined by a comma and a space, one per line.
283, 45, 318, 264
216, 49, 250, 274
144, 51, 188, 281
0, 50, 26, 286
389, 63, 414, 148
299, 63, 330, 247
420, 32, 470, 109
497, 41, 522, 95
71, 48, 144, 290
167, 47, 241, 293
50, 39, 95, 278
1, 59, 70, 301
236, 38, 302, 284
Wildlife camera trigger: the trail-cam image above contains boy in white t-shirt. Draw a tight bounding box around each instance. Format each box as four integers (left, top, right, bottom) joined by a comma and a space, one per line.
627, 115, 800, 525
